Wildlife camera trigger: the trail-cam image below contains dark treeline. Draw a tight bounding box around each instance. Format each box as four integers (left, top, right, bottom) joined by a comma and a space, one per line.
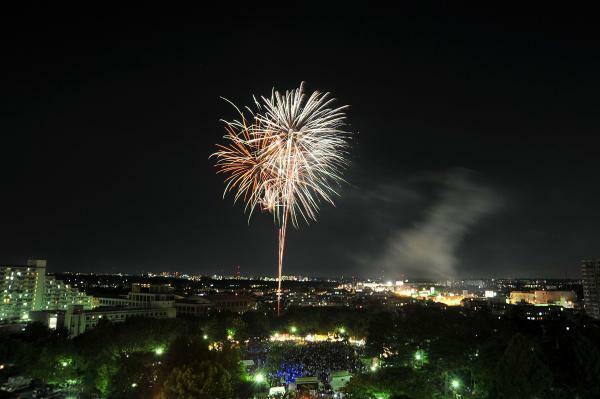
0, 305, 599, 398
344, 305, 600, 398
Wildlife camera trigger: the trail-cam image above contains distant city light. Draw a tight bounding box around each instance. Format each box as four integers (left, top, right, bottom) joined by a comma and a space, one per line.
131, 383, 137, 388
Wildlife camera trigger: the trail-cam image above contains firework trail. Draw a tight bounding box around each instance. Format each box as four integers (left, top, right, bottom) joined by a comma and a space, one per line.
212, 83, 351, 314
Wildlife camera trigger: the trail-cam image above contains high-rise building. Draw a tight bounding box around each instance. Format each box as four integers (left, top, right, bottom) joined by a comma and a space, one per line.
582, 259, 600, 319
0, 259, 47, 322
42, 275, 95, 311
1, 259, 95, 323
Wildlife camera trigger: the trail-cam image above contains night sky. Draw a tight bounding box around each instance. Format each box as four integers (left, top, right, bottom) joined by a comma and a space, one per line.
2, 6, 599, 278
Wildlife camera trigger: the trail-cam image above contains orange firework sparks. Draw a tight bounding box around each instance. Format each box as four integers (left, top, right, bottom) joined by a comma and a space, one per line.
212, 83, 351, 315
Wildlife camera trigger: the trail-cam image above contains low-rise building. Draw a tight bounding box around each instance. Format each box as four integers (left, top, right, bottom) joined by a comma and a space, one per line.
509, 290, 576, 307
127, 283, 176, 307
292, 376, 322, 396
509, 291, 536, 304
98, 283, 176, 308
98, 285, 256, 317
330, 370, 352, 393
29, 310, 65, 330
64, 304, 176, 337
203, 293, 256, 313
175, 297, 212, 317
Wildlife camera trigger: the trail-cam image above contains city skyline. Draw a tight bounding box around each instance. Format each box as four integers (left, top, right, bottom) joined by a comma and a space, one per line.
0, 257, 592, 282
2, 7, 600, 279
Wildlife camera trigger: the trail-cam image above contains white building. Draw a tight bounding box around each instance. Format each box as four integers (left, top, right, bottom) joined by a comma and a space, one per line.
64, 304, 176, 337
0, 259, 46, 322
98, 283, 176, 308
1, 259, 96, 323
330, 370, 352, 393
42, 275, 94, 311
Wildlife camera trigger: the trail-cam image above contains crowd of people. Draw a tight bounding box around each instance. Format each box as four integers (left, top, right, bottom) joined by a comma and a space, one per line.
253, 341, 365, 386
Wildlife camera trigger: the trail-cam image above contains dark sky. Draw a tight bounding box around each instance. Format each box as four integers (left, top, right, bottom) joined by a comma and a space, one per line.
1, 5, 598, 278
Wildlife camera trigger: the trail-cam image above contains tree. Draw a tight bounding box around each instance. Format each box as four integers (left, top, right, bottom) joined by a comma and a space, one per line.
107, 352, 156, 399
366, 311, 396, 357
343, 367, 439, 399
572, 333, 600, 398
493, 333, 553, 398
162, 361, 234, 399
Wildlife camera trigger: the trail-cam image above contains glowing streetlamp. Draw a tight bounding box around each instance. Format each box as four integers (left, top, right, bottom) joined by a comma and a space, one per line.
226, 328, 235, 340
202, 334, 208, 340
154, 347, 164, 356
290, 326, 297, 333
338, 327, 346, 334
450, 378, 461, 390
254, 372, 265, 384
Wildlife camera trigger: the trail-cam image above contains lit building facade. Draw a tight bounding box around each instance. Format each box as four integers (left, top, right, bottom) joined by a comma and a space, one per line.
0, 259, 47, 322
508, 290, 576, 307
1, 259, 96, 323
42, 275, 94, 311
582, 259, 600, 319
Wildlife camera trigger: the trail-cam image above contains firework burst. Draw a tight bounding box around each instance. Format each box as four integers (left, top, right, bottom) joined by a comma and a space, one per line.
212, 83, 351, 314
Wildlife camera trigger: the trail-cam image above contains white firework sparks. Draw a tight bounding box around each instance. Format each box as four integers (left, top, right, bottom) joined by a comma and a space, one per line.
213, 83, 351, 314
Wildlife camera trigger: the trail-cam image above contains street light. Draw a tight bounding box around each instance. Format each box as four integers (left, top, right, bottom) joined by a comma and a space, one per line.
290, 326, 297, 333
154, 347, 164, 356
254, 372, 265, 384
202, 334, 208, 340
226, 328, 235, 340
339, 327, 346, 334
451, 378, 461, 390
